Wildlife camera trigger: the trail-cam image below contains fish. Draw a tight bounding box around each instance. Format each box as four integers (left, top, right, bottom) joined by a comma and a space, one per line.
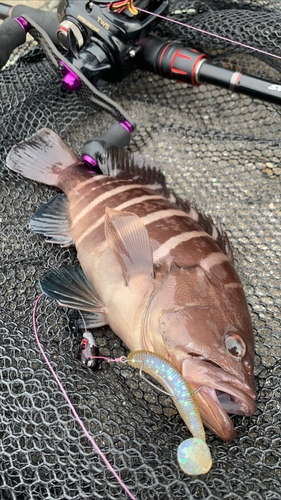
7, 128, 256, 441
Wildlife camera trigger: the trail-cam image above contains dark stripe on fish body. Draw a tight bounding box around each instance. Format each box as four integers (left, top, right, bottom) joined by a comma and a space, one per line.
73, 196, 170, 247
144, 214, 206, 245
70, 177, 139, 210
70, 177, 123, 209
116, 197, 176, 219
172, 236, 223, 267
67, 174, 229, 275
71, 184, 163, 230
70, 179, 144, 220
73, 189, 195, 250
70, 180, 164, 247
92, 185, 164, 215
207, 259, 243, 288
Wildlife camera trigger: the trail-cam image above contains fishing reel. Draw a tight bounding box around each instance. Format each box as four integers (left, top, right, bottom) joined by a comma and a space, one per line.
55, 0, 169, 85
1, 0, 281, 133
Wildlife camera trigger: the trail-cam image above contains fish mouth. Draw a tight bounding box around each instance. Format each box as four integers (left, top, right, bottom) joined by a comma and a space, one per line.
182, 356, 256, 441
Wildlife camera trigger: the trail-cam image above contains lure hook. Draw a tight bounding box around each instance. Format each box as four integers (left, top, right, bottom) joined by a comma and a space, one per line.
139, 361, 203, 395
139, 361, 172, 396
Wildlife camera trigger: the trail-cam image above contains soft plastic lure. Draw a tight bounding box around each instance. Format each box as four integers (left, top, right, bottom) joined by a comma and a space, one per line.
127, 350, 212, 475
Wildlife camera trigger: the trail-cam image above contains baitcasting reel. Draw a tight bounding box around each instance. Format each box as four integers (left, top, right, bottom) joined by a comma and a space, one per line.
1, 0, 281, 167
54, 0, 169, 85
1, 0, 281, 106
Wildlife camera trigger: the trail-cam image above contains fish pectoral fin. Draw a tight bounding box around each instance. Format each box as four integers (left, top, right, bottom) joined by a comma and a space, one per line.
77, 310, 107, 329
40, 267, 106, 319
105, 207, 154, 285
30, 194, 73, 247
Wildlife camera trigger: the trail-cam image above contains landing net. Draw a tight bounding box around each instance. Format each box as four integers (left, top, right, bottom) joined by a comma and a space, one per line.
0, 0, 280, 498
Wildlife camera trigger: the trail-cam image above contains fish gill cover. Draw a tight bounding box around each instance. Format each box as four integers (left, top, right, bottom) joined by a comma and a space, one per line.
0, 0, 280, 498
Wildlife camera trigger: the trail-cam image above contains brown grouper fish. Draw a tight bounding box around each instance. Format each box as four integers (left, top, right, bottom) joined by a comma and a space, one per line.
7, 128, 256, 441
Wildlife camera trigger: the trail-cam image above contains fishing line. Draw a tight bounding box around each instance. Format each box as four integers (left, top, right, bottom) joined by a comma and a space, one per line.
81, 337, 203, 396
33, 293, 138, 500
33, 295, 204, 492
81, 337, 127, 363
136, 7, 281, 61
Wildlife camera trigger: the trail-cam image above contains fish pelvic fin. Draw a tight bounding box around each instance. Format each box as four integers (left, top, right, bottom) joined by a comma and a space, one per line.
40, 267, 106, 325
30, 194, 73, 247
105, 207, 154, 285
6, 128, 81, 186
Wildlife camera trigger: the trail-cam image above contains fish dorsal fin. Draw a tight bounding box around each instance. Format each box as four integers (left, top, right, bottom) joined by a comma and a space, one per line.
170, 193, 233, 261
99, 147, 169, 195
40, 267, 106, 323
105, 207, 154, 285
100, 147, 232, 260
30, 194, 73, 247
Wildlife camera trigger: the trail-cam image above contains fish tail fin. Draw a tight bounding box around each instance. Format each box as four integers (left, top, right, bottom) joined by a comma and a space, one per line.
6, 129, 81, 187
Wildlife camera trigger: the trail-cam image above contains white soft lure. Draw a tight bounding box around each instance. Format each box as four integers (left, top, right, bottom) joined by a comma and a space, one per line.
127, 351, 212, 475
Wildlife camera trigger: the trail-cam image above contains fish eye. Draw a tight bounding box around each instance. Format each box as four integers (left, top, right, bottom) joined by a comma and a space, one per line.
225, 333, 246, 358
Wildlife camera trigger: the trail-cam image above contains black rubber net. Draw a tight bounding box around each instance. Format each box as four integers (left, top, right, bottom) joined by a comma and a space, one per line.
0, 0, 281, 498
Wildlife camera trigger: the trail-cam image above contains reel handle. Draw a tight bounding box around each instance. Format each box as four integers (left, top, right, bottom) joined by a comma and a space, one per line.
82, 121, 134, 172
0, 2, 59, 70
11, 4, 59, 45
0, 3, 59, 44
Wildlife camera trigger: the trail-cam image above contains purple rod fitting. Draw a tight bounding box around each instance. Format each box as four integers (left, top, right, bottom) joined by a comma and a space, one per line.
82, 155, 98, 174
15, 17, 29, 34
120, 120, 134, 134
59, 61, 81, 92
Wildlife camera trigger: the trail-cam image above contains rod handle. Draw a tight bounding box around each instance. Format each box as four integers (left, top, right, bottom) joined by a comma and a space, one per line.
0, 17, 26, 69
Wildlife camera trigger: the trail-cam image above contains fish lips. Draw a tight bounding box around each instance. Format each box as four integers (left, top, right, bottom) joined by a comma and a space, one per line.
182, 357, 256, 441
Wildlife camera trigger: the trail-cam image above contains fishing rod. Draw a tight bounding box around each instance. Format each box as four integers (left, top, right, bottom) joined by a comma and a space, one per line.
1, 0, 281, 126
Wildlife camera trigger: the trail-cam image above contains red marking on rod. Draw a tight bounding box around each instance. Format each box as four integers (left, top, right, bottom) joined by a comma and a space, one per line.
170, 49, 194, 80
176, 52, 192, 60
235, 72, 243, 90
171, 69, 188, 75
159, 43, 173, 77
110, 0, 128, 7
170, 49, 181, 78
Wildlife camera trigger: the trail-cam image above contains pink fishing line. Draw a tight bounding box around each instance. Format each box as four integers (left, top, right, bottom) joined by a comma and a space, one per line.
33, 293, 137, 500
78, 309, 88, 332
84, 352, 126, 362
137, 7, 281, 61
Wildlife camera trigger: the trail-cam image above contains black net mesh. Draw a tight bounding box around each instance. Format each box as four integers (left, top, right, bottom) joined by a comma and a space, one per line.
0, 1, 281, 499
